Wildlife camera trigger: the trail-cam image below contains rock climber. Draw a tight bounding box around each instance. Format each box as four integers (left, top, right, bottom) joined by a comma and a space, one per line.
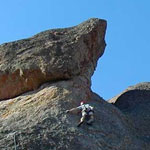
66, 101, 94, 127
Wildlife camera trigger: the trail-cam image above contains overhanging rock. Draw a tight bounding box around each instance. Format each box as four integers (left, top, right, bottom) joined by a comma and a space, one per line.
0, 18, 107, 100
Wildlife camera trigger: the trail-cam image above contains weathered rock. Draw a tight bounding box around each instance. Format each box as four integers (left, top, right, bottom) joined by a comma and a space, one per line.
0, 18, 106, 100
0, 18, 149, 150
109, 82, 150, 149
0, 80, 144, 150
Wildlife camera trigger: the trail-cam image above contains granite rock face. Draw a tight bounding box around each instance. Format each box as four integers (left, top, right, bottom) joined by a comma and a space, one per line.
0, 18, 106, 100
0, 81, 143, 150
0, 18, 149, 150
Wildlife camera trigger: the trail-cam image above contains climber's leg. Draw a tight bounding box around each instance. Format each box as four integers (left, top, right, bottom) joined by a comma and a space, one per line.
87, 112, 94, 125
77, 112, 86, 127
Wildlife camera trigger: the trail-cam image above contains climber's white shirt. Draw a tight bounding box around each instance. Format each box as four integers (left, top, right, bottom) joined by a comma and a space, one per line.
77, 104, 93, 112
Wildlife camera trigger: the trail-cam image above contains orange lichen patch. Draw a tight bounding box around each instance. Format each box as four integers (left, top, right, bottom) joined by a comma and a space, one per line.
15, 87, 59, 113
1, 110, 13, 118
7, 100, 15, 106
21, 96, 33, 106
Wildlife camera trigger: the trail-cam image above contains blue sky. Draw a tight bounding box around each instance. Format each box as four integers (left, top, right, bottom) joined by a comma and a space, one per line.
0, 0, 150, 100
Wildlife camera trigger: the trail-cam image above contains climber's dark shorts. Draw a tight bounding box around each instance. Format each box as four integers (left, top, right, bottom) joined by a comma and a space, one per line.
82, 110, 94, 117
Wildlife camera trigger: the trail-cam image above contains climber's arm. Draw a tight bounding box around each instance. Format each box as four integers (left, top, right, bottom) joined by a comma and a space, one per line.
66, 107, 81, 114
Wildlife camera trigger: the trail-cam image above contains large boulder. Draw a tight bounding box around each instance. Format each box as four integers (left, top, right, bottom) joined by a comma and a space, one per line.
0, 18, 148, 150
0, 18, 106, 100
109, 82, 150, 148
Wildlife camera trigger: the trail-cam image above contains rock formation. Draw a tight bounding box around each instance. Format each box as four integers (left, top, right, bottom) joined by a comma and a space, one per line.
0, 18, 106, 100
0, 18, 149, 150
109, 82, 150, 149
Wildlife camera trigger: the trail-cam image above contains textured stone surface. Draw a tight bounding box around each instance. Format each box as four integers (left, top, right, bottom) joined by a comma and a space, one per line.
109, 82, 150, 149
0, 80, 144, 150
0, 18, 106, 100
0, 18, 149, 150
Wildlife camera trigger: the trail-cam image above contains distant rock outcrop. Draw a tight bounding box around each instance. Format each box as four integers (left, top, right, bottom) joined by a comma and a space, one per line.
109, 82, 150, 149
0, 18, 149, 150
